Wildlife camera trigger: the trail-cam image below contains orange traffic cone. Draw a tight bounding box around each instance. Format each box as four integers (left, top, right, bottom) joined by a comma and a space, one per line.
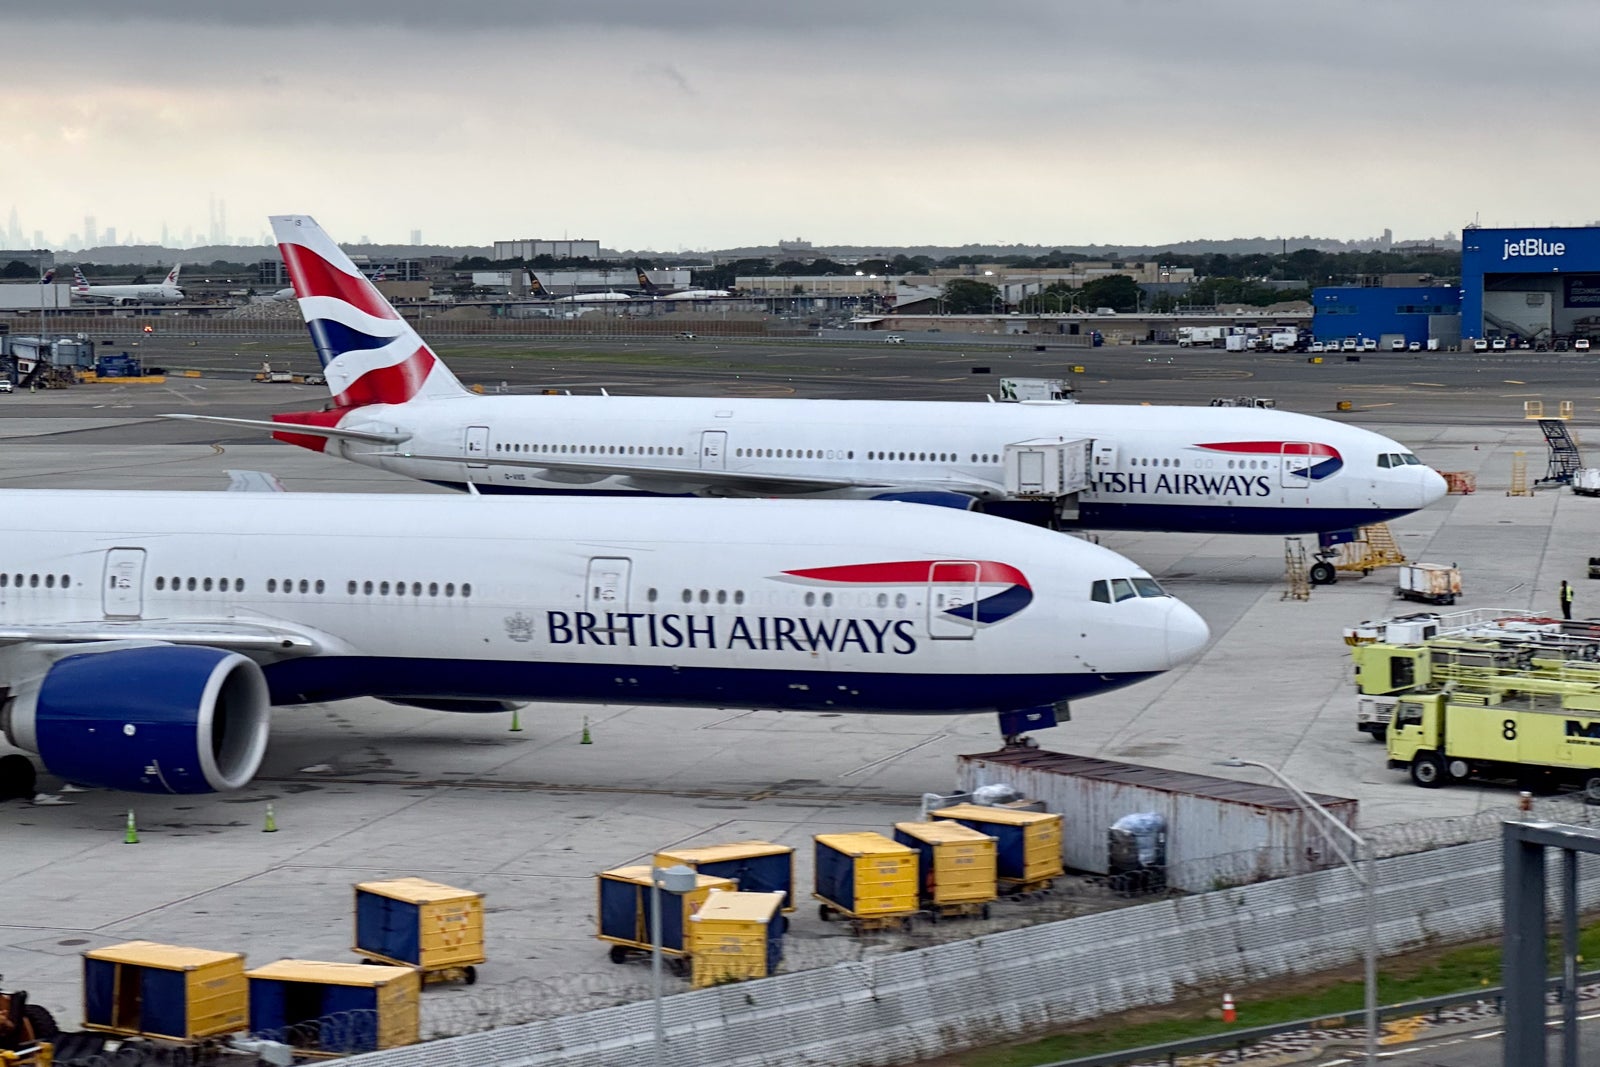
1222, 992, 1236, 1023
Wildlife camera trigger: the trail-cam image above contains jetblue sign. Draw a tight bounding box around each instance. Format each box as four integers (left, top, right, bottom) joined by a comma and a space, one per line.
1502, 236, 1566, 260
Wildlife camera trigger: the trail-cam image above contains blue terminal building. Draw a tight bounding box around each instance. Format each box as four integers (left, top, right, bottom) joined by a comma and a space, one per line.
1460, 226, 1600, 343
1311, 285, 1460, 348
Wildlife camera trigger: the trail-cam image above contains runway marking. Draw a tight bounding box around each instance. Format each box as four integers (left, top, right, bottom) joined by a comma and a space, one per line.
1185, 369, 1254, 379
1505, 379, 1527, 384
1408, 382, 1448, 387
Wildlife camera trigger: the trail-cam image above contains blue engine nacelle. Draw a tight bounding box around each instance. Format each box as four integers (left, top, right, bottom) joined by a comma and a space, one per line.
4, 644, 271, 794
869, 490, 978, 510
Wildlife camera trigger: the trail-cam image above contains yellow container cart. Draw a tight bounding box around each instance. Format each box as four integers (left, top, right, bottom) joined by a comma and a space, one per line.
686, 889, 787, 988
812, 832, 919, 933
353, 877, 485, 985
892, 821, 998, 919
596, 866, 737, 970
246, 960, 418, 1055
653, 840, 797, 912
82, 941, 247, 1044
929, 803, 1064, 892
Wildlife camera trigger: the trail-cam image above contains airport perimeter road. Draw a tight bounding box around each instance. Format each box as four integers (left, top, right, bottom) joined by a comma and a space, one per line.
1327, 1016, 1600, 1065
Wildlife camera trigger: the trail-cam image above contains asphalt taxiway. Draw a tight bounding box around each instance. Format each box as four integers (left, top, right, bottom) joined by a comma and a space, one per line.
2, 338, 1597, 1022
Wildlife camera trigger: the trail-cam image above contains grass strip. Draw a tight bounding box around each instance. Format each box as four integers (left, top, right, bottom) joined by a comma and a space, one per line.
947, 925, 1600, 1067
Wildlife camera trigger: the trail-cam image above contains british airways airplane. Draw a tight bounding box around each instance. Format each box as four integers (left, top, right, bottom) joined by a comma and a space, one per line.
70, 264, 184, 305
166, 215, 1446, 586
0, 491, 1206, 799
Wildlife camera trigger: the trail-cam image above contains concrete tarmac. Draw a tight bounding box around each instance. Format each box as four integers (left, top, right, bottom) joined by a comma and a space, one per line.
0, 338, 1595, 1023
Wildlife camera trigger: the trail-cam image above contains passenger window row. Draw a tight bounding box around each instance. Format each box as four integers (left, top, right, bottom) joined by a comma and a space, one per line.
1089, 577, 1170, 603
498, 443, 687, 457
148, 577, 473, 599
640, 588, 913, 610
738, 448, 856, 460
1, 573, 71, 589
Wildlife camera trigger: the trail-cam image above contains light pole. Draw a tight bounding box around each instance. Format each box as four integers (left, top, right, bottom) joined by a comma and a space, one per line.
650, 863, 697, 1067
1218, 758, 1376, 1067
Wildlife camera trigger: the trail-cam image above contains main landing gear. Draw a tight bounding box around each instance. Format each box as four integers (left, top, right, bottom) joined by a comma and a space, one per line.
998, 704, 1065, 749
0, 755, 37, 801
1309, 559, 1338, 586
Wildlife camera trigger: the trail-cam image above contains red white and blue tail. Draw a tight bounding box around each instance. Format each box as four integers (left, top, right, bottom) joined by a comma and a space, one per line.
269, 214, 468, 409
70, 266, 89, 292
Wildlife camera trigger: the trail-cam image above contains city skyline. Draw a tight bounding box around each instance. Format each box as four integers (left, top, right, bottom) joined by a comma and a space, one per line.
5, 1, 1595, 251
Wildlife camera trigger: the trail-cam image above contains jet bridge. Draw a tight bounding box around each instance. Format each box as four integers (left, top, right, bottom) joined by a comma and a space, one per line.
1003, 436, 1093, 523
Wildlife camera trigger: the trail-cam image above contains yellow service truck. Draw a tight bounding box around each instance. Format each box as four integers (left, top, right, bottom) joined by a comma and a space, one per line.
1387, 690, 1600, 796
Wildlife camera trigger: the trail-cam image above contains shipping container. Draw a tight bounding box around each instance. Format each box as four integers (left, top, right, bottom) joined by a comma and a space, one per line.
83, 942, 247, 1041
686, 889, 786, 988
1397, 563, 1461, 605
596, 866, 736, 962
653, 840, 796, 912
812, 832, 918, 924
927, 803, 1064, 888
246, 960, 418, 1054
956, 749, 1359, 891
892, 821, 998, 912
353, 877, 485, 981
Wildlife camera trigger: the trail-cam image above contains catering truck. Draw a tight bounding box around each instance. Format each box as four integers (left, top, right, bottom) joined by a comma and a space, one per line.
1176, 326, 1225, 348
1387, 688, 1600, 796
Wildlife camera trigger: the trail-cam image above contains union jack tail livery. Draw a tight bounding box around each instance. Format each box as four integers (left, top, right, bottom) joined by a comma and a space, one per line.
268, 214, 468, 411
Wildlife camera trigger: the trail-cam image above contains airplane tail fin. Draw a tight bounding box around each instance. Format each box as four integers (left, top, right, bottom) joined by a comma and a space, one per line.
635, 268, 661, 295
164, 263, 182, 287
40, 269, 54, 284
527, 272, 549, 297
269, 214, 470, 409
71, 266, 89, 290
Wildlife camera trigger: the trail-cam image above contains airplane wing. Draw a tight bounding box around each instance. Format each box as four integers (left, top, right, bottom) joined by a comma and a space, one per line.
370, 450, 1004, 498
0, 620, 322, 655
159, 413, 411, 445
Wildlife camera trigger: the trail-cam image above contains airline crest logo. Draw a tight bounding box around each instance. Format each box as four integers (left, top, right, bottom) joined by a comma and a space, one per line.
779, 559, 1033, 625
1195, 441, 1344, 480
277, 238, 439, 409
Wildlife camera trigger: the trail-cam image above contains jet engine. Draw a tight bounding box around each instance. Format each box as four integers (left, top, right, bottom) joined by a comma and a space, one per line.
0, 643, 270, 794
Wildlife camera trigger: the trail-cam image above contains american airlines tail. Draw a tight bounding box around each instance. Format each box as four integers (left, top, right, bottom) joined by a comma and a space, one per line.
269, 214, 469, 409
70, 266, 89, 291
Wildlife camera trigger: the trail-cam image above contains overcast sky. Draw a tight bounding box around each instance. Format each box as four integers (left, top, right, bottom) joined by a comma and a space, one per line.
5, 1, 1595, 251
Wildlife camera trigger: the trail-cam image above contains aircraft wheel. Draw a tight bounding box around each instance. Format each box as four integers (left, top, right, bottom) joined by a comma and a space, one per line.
1309, 561, 1337, 585
1410, 753, 1446, 788
1585, 776, 1600, 804
0, 754, 37, 800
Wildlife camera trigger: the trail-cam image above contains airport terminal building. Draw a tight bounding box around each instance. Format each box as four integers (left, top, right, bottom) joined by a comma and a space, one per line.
1460, 226, 1600, 343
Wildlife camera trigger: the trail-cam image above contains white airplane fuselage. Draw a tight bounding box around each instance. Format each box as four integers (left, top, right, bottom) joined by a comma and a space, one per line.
303, 396, 1446, 536
0, 490, 1207, 794
71, 283, 184, 305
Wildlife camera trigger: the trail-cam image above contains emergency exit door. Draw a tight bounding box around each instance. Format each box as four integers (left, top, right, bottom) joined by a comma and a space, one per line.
465, 426, 490, 467
586, 557, 632, 611
927, 561, 980, 640
103, 548, 146, 618
700, 431, 728, 470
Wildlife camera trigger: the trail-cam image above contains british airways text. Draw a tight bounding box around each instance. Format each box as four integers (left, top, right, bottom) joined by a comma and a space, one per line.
544, 611, 919, 654
1093, 471, 1273, 497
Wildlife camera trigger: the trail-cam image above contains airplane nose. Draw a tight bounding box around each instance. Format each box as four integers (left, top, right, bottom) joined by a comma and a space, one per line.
1163, 599, 1211, 668
1420, 467, 1449, 507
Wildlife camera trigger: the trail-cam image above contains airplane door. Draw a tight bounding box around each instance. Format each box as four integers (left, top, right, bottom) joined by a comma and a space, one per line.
1281, 442, 1312, 489
700, 431, 728, 471
927, 561, 980, 640
586, 557, 632, 612
464, 425, 491, 484
103, 547, 146, 619
465, 426, 490, 467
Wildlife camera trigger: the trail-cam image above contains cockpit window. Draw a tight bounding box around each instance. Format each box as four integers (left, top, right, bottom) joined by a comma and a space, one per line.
1110, 578, 1137, 602
1090, 580, 1110, 603
1400, 453, 1422, 466
1132, 577, 1168, 598
1379, 452, 1423, 469
1377, 454, 1393, 468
